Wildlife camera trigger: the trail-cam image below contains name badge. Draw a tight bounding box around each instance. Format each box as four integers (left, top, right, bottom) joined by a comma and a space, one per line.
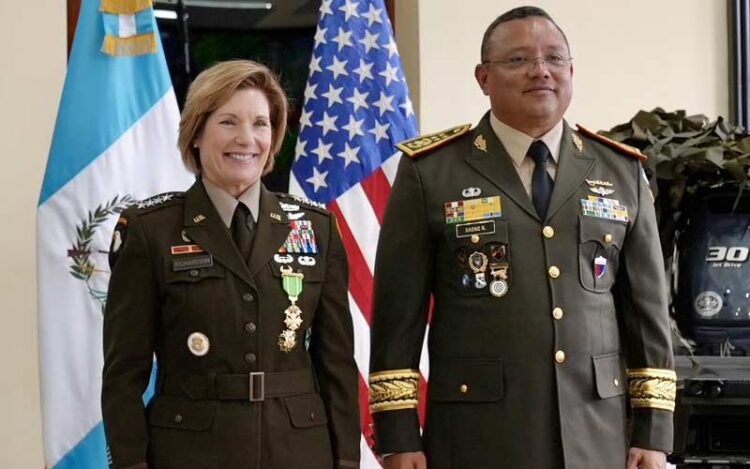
172, 254, 213, 271
456, 220, 496, 238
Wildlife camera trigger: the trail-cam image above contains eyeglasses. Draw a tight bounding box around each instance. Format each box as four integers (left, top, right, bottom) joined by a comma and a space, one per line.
482, 55, 573, 71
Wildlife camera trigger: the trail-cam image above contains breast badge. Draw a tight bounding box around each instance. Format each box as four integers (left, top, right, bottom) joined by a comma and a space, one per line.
462, 187, 482, 198
594, 256, 608, 278
273, 254, 293, 264
187, 332, 210, 356
279, 266, 305, 352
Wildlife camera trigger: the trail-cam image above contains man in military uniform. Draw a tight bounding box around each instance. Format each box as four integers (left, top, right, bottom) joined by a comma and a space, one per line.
369, 6, 675, 469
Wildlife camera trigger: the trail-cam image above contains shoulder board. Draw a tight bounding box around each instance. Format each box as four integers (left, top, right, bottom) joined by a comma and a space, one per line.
576, 125, 646, 162
278, 193, 328, 213
396, 124, 472, 158
134, 192, 184, 212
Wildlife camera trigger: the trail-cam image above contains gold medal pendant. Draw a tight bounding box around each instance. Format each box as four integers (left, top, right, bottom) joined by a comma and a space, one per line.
278, 266, 304, 352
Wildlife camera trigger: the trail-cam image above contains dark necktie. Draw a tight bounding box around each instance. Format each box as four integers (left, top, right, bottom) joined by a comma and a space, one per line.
529, 140, 554, 219
231, 202, 254, 262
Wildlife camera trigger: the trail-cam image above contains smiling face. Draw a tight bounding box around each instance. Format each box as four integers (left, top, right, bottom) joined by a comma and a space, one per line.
194, 87, 273, 197
474, 16, 573, 137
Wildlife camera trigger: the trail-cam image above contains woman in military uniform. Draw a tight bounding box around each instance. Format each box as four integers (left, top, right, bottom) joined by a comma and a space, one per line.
102, 60, 360, 469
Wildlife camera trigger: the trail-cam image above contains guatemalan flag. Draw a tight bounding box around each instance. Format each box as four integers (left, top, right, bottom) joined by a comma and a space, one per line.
290, 0, 420, 466
37, 0, 193, 467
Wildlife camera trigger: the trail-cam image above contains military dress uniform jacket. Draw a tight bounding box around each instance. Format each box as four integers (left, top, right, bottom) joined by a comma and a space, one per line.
102, 180, 360, 469
369, 113, 676, 469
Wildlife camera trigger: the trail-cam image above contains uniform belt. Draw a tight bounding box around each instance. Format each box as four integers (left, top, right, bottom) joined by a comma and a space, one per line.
162, 369, 315, 402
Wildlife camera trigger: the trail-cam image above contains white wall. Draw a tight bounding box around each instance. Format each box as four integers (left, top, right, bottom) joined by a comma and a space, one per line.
397, 0, 729, 133
0, 1, 65, 467
0, 0, 731, 466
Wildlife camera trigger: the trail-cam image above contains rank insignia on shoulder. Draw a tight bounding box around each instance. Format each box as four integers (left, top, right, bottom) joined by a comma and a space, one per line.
576, 125, 646, 161
287, 194, 326, 210
136, 192, 182, 210
396, 124, 472, 158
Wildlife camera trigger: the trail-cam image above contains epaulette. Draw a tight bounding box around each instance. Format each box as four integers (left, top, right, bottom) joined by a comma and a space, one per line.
279, 193, 328, 213
576, 125, 647, 162
396, 124, 472, 158
133, 191, 184, 212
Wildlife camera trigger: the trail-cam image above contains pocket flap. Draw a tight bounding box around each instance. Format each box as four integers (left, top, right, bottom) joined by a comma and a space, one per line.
148, 396, 216, 431
429, 358, 503, 402
285, 393, 329, 428
579, 216, 626, 249
592, 352, 626, 399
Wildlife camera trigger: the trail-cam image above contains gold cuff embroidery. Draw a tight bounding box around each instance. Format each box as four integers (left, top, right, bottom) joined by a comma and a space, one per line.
369, 369, 420, 414
627, 368, 677, 412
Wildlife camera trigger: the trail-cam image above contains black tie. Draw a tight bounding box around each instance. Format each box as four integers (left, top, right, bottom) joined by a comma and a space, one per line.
231, 203, 254, 262
529, 140, 554, 219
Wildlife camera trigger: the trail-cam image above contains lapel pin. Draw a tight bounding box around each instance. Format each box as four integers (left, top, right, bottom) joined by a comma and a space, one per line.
572, 133, 583, 152
270, 212, 282, 221
473, 134, 487, 153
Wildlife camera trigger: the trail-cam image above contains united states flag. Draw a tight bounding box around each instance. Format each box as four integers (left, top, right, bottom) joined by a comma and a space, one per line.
289, 0, 421, 465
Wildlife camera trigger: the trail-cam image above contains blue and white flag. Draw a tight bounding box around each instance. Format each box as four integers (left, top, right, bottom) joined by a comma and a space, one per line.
37, 0, 193, 467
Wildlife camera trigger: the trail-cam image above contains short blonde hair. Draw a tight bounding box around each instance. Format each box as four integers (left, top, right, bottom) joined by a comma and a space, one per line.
178, 60, 289, 175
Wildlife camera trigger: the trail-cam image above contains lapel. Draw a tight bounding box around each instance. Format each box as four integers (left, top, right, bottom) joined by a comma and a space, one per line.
246, 185, 292, 278
182, 180, 254, 287
464, 112, 539, 220
546, 122, 595, 220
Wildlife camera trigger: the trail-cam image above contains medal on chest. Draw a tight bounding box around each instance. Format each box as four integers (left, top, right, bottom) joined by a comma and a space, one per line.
279, 266, 305, 352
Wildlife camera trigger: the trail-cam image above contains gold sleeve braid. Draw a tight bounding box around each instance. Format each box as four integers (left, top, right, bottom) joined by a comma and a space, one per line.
627, 368, 677, 412
369, 369, 420, 414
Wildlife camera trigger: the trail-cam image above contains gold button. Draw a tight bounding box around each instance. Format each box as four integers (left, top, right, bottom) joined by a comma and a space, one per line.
470, 234, 480, 244
548, 266, 560, 278
613, 378, 620, 387
603, 234, 613, 244
554, 350, 566, 363
459, 384, 468, 394
542, 226, 555, 239
552, 307, 564, 320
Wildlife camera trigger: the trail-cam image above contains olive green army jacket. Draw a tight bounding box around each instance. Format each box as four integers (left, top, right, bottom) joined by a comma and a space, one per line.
102, 180, 360, 469
369, 114, 676, 469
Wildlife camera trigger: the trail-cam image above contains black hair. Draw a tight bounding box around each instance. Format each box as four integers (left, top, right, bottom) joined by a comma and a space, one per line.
480, 6, 569, 62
